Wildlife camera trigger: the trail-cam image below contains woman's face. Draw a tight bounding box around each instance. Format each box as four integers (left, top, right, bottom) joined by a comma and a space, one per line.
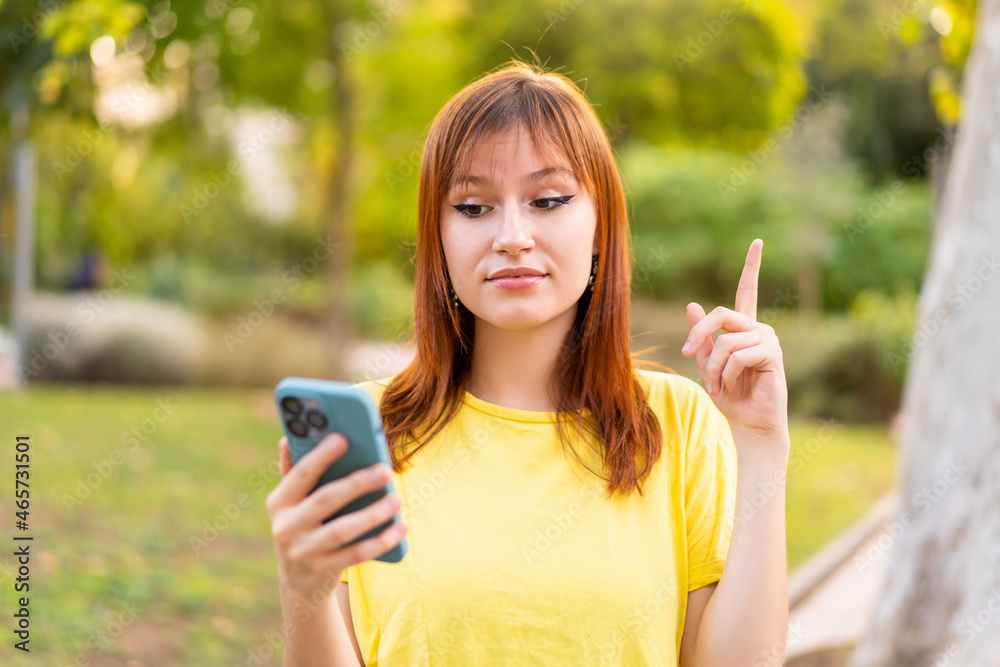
440, 126, 598, 332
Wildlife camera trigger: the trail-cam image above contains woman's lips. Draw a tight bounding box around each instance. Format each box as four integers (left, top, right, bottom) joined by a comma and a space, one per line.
487, 274, 546, 290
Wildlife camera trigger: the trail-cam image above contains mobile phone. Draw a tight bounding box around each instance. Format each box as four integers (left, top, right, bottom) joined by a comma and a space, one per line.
274, 377, 407, 563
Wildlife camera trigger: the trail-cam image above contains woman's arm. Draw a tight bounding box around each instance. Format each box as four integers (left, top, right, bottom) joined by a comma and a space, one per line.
267, 434, 406, 667
336, 582, 366, 663
279, 579, 363, 667
680, 434, 790, 667
679, 239, 791, 665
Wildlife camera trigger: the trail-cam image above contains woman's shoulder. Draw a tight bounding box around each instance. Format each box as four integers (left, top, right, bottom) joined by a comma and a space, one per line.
635, 368, 730, 452
351, 375, 396, 404
634, 367, 707, 404
634, 367, 723, 430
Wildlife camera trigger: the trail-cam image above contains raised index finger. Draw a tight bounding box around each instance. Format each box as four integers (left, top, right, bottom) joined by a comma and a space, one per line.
735, 239, 763, 320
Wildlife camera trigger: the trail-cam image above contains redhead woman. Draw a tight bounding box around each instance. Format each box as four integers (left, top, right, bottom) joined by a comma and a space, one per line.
266, 61, 790, 666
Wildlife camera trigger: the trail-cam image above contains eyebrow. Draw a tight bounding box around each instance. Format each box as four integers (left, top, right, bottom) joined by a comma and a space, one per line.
452, 166, 576, 187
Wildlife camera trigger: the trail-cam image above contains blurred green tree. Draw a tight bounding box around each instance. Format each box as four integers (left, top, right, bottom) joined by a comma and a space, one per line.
807, 0, 977, 180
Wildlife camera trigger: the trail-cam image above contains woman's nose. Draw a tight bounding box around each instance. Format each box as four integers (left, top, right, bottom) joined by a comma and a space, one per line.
492, 203, 535, 254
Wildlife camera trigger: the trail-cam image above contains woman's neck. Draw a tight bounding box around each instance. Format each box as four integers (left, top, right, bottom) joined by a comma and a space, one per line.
466, 305, 577, 413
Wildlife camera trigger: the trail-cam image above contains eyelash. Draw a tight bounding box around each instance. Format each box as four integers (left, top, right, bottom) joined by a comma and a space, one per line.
451, 195, 575, 219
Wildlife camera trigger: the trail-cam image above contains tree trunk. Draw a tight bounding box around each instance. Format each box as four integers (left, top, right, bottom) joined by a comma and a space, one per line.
848, 2, 1000, 665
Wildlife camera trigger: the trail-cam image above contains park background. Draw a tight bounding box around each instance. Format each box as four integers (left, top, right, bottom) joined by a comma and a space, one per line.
0, 0, 989, 665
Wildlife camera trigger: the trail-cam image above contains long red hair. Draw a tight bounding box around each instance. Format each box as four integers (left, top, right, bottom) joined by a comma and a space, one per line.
374, 60, 673, 498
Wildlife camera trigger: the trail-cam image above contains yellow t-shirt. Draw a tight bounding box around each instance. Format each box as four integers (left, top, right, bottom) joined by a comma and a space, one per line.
339, 369, 737, 666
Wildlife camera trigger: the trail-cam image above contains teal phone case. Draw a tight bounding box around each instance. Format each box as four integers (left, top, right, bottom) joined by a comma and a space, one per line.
274, 377, 407, 563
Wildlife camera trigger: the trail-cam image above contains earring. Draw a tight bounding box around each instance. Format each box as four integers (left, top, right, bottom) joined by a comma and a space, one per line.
588, 255, 598, 291
448, 280, 459, 308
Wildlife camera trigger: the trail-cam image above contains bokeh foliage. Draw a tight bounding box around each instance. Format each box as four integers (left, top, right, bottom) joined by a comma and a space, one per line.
0, 0, 978, 401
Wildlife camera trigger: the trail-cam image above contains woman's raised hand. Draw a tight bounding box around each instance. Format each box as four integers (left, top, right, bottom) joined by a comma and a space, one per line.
681, 239, 789, 444
266, 433, 408, 598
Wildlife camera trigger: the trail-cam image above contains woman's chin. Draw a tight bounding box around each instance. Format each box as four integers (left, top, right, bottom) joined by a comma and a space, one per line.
472, 302, 576, 331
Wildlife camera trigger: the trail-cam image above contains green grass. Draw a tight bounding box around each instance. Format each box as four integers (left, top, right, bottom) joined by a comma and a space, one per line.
0, 386, 896, 663
0, 385, 285, 665
786, 418, 897, 568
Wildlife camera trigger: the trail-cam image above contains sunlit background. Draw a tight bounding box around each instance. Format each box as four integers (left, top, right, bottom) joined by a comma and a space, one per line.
0, 0, 980, 664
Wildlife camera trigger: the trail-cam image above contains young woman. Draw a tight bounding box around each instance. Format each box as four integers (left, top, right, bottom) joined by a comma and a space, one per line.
266, 61, 790, 666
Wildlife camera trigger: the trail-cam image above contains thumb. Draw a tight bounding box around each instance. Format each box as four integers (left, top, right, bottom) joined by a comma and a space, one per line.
278, 436, 293, 477
686, 302, 706, 328
685, 301, 714, 372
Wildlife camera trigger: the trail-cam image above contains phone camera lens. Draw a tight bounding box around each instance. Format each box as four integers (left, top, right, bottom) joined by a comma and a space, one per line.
282, 397, 303, 415
306, 409, 328, 429
288, 419, 308, 437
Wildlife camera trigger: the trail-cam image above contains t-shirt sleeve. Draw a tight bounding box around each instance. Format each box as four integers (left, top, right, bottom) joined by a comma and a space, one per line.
683, 390, 738, 591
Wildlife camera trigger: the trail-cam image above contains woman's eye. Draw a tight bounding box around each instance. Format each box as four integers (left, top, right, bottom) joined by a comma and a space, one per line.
531, 194, 575, 210
451, 195, 575, 218
452, 203, 490, 218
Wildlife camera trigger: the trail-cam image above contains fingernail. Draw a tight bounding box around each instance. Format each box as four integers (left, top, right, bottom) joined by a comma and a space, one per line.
326, 434, 344, 451
705, 382, 713, 394
370, 465, 386, 481
682, 342, 692, 355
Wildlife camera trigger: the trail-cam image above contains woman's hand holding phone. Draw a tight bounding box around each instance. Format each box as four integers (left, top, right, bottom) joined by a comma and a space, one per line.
266, 432, 409, 599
